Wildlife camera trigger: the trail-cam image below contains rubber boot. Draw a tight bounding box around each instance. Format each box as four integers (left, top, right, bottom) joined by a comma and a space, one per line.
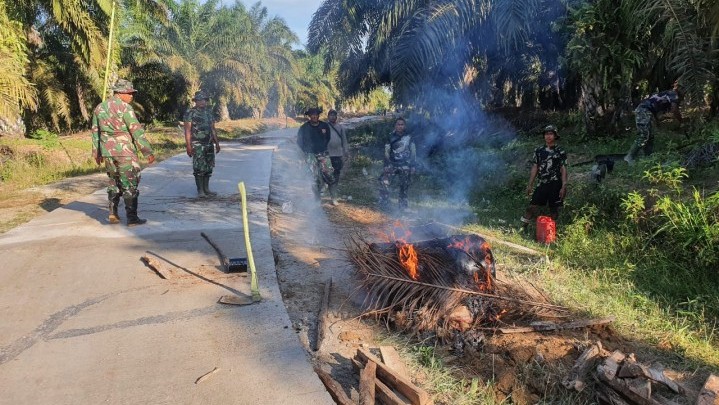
195, 175, 206, 198
203, 176, 217, 196
108, 191, 121, 224
624, 143, 640, 165
328, 183, 339, 206
125, 196, 147, 227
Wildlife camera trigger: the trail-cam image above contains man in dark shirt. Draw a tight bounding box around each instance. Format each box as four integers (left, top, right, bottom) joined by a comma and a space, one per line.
521, 125, 568, 230
297, 107, 334, 201
378, 117, 416, 211
625, 81, 683, 164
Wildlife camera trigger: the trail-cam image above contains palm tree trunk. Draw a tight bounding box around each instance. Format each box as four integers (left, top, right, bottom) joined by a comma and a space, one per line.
580, 78, 602, 136
218, 98, 230, 121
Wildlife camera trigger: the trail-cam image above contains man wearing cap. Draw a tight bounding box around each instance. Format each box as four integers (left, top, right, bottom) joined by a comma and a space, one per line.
184, 91, 221, 198
92, 78, 155, 226
326, 109, 348, 205
520, 124, 567, 229
297, 107, 334, 201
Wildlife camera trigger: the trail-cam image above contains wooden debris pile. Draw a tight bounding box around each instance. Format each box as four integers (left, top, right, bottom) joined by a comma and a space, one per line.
564, 341, 719, 404
315, 346, 433, 405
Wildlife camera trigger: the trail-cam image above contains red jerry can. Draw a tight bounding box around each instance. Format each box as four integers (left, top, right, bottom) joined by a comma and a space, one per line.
536, 216, 556, 244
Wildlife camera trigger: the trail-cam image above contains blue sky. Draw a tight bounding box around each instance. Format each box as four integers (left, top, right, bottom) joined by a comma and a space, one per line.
249, 0, 324, 47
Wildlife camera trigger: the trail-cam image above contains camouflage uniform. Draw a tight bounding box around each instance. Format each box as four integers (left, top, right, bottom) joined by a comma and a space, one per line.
297, 118, 334, 199
627, 90, 681, 160
378, 131, 416, 210
91, 79, 153, 226
184, 107, 216, 176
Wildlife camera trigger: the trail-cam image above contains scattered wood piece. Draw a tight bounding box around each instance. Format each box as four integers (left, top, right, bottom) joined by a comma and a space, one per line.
201, 232, 229, 272
218, 294, 255, 306
376, 379, 410, 405
359, 359, 377, 405
194, 367, 220, 384
380, 346, 410, 380
497, 317, 615, 334
141, 255, 173, 279
697, 374, 719, 405
314, 366, 354, 405
314, 277, 332, 352
563, 341, 606, 392
357, 348, 432, 405
597, 351, 666, 405
618, 358, 684, 394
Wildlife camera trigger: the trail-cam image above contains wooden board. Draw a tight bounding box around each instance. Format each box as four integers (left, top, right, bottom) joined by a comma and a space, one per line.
314, 366, 354, 405
357, 348, 432, 405
380, 346, 410, 380
697, 374, 719, 405
359, 359, 376, 405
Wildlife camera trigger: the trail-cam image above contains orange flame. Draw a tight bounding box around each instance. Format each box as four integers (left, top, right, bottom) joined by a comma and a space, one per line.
397, 242, 419, 280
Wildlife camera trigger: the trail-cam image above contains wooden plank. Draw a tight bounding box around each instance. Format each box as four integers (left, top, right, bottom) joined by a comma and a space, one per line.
498, 317, 615, 334
314, 366, 354, 405
597, 351, 664, 405
357, 348, 432, 405
140, 255, 173, 279
380, 346, 410, 380
376, 379, 410, 405
314, 277, 332, 352
617, 359, 684, 394
563, 341, 605, 391
697, 374, 719, 405
359, 359, 376, 405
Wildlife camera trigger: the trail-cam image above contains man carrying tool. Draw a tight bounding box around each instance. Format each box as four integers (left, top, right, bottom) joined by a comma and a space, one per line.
378, 117, 416, 211
92, 79, 155, 227
297, 107, 334, 201
624, 81, 683, 164
184, 91, 221, 198
326, 109, 348, 206
520, 124, 567, 230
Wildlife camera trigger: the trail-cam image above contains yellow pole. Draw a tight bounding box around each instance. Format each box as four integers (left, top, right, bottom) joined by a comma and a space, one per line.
238, 182, 261, 301
102, 0, 117, 101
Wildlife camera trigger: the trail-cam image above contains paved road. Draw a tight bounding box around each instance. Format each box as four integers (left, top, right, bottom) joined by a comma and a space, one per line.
0, 128, 334, 405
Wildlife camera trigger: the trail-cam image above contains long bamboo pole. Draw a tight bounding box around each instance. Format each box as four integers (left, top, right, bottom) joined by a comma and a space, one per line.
238, 182, 260, 301
101, 0, 117, 101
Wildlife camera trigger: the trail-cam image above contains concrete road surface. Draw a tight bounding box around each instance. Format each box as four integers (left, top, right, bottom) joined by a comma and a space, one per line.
0, 128, 334, 405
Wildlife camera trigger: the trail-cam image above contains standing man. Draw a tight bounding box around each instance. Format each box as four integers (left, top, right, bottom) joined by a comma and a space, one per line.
297, 107, 333, 201
378, 117, 416, 211
326, 109, 348, 206
624, 81, 683, 164
184, 91, 221, 198
520, 124, 567, 230
92, 79, 154, 227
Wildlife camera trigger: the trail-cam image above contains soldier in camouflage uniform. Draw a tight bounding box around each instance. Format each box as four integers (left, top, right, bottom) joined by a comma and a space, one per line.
297, 107, 334, 201
521, 125, 567, 229
184, 91, 221, 198
624, 81, 683, 164
92, 79, 155, 226
378, 117, 416, 211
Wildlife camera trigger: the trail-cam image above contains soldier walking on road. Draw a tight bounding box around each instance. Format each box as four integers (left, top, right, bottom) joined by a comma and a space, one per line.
184, 91, 221, 198
378, 117, 416, 211
326, 109, 348, 205
92, 79, 155, 226
297, 107, 334, 202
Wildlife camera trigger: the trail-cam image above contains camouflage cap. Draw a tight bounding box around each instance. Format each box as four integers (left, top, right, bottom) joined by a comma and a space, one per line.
112, 79, 137, 94
542, 124, 559, 139
192, 91, 209, 101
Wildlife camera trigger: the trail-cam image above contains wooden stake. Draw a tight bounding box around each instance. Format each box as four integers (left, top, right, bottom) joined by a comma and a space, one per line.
359, 359, 376, 405
496, 317, 615, 334
140, 255, 172, 279
314, 366, 354, 405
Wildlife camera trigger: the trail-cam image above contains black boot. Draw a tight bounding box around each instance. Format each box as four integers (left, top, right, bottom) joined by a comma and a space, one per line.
194, 175, 206, 198
202, 176, 217, 196
108, 191, 121, 224
125, 195, 147, 227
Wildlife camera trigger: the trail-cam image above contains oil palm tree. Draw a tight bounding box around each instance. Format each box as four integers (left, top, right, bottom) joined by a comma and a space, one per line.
0, 0, 36, 128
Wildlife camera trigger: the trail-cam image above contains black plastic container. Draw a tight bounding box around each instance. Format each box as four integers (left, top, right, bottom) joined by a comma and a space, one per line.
228, 257, 248, 273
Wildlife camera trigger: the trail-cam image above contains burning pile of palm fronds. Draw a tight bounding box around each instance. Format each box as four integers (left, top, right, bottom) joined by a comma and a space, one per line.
348, 232, 568, 340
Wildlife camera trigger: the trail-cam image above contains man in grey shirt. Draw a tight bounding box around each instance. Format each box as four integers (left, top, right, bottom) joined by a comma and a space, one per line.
326, 109, 348, 205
